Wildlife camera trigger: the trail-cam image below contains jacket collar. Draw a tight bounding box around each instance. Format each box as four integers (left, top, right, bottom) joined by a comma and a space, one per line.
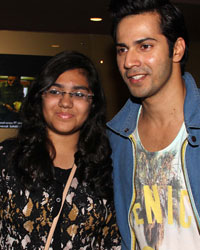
184, 72, 200, 145
107, 98, 141, 137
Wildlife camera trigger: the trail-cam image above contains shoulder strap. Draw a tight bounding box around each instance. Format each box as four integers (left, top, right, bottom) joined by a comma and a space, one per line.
44, 164, 77, 250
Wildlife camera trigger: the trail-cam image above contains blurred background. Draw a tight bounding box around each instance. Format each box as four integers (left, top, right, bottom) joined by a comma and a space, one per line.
0, 0, 199, 140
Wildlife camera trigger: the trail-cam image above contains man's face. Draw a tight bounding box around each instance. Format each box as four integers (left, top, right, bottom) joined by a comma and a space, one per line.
7, 76, 16, 86
116, 12, 174, 100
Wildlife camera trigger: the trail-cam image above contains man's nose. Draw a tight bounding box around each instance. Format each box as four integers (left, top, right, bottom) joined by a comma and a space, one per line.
124, 49, 141, 69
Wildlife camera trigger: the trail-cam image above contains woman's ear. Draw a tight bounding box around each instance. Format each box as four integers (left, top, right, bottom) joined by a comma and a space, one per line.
173, 37, 186, 63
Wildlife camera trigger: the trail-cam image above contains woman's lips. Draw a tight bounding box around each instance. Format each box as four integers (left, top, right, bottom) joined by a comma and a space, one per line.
56, 112, 74, 119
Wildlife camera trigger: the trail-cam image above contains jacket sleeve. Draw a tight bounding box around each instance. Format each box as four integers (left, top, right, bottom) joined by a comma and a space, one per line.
100, 199, 121, 249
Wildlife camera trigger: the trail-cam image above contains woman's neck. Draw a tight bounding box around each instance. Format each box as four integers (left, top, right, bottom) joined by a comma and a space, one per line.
48, 131, 79, 169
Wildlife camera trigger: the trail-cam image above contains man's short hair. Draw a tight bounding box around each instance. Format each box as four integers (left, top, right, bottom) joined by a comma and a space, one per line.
109, 0, 189, 75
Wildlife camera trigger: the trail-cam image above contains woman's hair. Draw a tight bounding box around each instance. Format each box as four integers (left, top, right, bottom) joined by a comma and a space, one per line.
9, 51, 113, 199
109, 0, 189, 75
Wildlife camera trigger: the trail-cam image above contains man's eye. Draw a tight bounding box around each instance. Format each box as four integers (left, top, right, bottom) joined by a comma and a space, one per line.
49, 89, 60, 95
141, 44, 152, 50
116, 47, 127, 55
72, 92, 86, 98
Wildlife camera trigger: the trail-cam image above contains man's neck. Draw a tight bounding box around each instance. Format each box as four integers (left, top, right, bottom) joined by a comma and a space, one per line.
137, 74, 186, 152
141, 74, 186, 126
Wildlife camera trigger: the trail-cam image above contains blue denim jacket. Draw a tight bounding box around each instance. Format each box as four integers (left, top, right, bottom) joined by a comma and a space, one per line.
107, 72, 200, 250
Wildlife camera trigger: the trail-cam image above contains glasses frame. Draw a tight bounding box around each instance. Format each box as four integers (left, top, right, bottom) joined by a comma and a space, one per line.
43, 89, 94, 101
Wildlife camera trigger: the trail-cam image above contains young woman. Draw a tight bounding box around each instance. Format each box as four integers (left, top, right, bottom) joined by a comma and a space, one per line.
0, 51, 121, 249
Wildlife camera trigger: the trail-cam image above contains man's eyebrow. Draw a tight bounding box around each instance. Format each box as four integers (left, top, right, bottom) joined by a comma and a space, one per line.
135, 37, 157, 44
115, 42, 127, 47
116, 37, 157, 47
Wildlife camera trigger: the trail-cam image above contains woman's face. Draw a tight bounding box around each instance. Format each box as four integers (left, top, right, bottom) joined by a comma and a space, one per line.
42, 68, 93, 137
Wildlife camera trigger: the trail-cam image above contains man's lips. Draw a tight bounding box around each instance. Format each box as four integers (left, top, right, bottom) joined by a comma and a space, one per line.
126, 74, 147, 83
128, 74, 146, 80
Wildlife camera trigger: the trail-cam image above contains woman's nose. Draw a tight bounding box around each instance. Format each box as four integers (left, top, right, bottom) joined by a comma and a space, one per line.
58, 92, 73, 108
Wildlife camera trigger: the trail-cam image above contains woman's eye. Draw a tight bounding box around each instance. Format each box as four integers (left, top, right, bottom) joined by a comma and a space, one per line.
49, 89, 60, 95
73, 92, 85, 98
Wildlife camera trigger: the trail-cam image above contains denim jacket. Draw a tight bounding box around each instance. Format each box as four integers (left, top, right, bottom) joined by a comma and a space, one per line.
107, 72, 200, 250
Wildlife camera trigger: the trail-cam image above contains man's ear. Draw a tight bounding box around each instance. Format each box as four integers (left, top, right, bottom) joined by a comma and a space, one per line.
173, 37, 186, 63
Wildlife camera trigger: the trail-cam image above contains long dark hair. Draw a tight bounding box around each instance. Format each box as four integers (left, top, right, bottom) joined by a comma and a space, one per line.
109, 0, 189, 75
9, 51, 113, 199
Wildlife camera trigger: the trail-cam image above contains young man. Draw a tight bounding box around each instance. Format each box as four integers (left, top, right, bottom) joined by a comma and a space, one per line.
107, 0, 200, 249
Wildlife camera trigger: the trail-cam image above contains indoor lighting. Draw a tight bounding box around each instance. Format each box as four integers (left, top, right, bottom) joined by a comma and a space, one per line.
90, 17, 102, 22
51, 44, 60, 48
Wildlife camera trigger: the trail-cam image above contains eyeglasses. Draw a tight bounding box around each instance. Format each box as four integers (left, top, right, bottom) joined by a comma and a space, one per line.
43, 89, 94, 101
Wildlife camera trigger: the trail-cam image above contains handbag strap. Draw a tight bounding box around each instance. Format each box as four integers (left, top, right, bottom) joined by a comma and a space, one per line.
44, 163, 77, 250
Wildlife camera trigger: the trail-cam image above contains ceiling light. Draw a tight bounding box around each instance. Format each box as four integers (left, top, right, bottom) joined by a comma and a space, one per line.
90, 17, 102, 22
51, 44, 60, 48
